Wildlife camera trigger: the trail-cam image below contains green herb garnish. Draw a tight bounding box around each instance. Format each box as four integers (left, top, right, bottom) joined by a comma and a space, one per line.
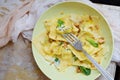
59, 41, 64, 46
74, 56, 78, 61
79, 66, 91, 75
54, 57, 59, 62
57, 19, 64, 27
86, 38, 98, 47
72, 53, 78, 61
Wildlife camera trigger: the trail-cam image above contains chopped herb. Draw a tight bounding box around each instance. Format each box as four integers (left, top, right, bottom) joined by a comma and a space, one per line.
57, 19, 64, 27
54, 57, 59, 62
59, 41, 63, 46
72, 53, 78, 61
79, 66, 91, 75
74, 56, 78, 61
86, 38, 98, 47
66, 48, 71, 51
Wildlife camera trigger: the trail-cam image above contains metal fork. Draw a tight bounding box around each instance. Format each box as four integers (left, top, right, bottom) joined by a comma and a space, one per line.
63, 33, 114, 80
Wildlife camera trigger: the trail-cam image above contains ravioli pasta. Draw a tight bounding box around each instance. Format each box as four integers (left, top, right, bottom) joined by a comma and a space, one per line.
33, 14, 105, 72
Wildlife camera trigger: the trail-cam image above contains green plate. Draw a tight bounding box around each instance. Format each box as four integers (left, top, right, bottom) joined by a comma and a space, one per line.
32, 1, 113, 80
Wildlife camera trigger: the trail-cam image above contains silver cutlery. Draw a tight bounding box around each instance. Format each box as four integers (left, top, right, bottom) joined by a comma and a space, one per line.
63, 33, 114, 80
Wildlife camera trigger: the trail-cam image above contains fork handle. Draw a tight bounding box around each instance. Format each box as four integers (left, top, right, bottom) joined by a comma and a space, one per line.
82, 49, 114, 80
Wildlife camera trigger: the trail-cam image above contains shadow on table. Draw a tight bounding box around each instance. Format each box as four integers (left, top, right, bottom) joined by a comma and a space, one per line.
115, 66, 120, 80
90, 0, 120, 6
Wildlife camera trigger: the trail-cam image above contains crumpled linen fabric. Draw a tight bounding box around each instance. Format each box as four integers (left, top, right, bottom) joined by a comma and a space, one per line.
0, 0, 34, 47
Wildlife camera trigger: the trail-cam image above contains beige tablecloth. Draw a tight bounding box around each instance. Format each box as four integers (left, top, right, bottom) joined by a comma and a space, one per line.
0, 0, 119, 80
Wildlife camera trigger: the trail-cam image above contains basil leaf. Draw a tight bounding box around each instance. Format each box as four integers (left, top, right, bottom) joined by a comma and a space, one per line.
79, 66, 91, 75
86, 38, 98, 47
57, 19, 64, 27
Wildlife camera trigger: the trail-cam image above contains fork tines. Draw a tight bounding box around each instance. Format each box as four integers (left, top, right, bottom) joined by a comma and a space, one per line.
63, 33, 78, 46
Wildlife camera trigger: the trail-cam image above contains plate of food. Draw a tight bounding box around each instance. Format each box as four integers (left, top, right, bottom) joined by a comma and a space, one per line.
32, 1, 113, 80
